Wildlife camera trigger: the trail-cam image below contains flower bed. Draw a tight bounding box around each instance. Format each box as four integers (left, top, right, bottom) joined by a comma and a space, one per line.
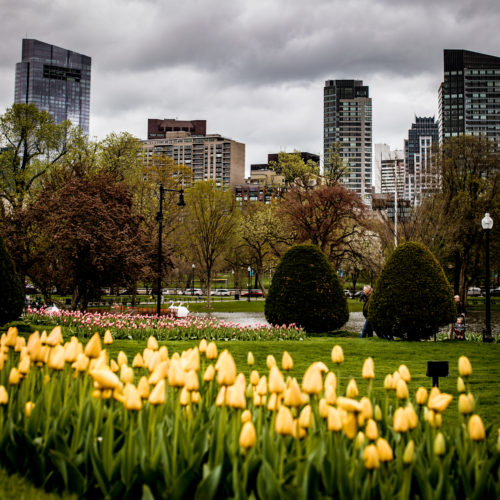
24, 307, 305, 341
0, 326, 499, 499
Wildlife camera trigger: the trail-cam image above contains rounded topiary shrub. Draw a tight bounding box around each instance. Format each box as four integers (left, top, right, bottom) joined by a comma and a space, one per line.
0, 235, 25, 326
368, 241, 455, 340
265, 244, 348, 334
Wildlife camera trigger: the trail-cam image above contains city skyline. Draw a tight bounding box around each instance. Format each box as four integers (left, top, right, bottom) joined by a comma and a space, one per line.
0, 0, 499, 173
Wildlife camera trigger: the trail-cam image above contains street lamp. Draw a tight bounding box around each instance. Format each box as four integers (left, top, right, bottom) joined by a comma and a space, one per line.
156, 184, 185, 316
482, 212, 494, 342
247, 266, 252, 302
191, 264, 195, 296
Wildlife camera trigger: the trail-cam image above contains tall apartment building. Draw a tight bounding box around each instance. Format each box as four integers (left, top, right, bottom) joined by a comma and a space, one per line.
404, 117, 439, 206
324, 80, 372, 203
439, 49, 500, 148
14, 39, 91, 133
148, 118, 206, 138
143, 119, 245, 187
374, 144, 404, 195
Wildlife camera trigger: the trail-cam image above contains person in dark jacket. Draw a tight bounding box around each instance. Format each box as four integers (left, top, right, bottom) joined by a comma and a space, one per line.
360, 285, 374, 338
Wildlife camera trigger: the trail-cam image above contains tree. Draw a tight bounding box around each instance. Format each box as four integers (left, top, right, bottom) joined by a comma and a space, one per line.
265, 244, 348, 333
181, 181, 239, 307
268, 150, 319, 187
24, 174, 146, 310
323, 143, 350, 185
278, 183, 367, 266
0, 103, 74, 210
368, 241, 455, 340
0, 234, 25, 325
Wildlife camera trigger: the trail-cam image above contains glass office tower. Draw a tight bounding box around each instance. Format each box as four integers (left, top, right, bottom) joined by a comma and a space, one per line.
15, 39, 91, 134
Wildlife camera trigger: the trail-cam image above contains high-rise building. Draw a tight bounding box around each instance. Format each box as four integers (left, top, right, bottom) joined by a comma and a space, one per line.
324, 80, 372, 203
148, 118, 206, 139
439, 49, 500, 148
14, 39, 91, 133
404, 117, 439, 206
143, 122, 245, 187
374, 144, 404, 196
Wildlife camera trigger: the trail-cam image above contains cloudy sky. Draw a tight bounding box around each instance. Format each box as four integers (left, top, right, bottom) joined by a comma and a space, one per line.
1, 0, 499, 173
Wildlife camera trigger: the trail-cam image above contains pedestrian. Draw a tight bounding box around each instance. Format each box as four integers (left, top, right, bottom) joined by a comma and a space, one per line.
453, 315, 466, 340
360, 285, 374, 338
449, 295, 467, 339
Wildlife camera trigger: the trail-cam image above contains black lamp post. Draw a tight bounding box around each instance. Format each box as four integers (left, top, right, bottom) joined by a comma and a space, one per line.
191, 264, 195, 296
247, 266, 252, 302
156, 184, 185, 316
482, 212, 494, 342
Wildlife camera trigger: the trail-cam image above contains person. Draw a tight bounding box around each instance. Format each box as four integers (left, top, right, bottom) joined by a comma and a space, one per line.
449, 295, 467, 339
453, 315, 466, 340
360, 285, 374, 338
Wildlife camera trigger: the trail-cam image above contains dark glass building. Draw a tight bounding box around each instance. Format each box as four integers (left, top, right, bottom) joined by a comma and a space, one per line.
439, 49, 500, 148
324, 80, 372, 203
14, 39, 91, 133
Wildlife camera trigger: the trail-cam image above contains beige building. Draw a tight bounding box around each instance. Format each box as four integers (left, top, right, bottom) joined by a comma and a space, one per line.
143, 132, 245, 187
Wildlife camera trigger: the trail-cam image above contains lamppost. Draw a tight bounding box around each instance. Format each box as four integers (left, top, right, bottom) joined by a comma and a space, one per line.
247, 266, 252, 302
156, 184, 185, 316
191, 264, 195, 296
482, 212, 494, 342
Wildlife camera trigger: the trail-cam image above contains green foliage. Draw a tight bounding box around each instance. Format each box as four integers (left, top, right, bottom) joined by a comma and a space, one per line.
268, 150, 319, 186
0, 234, 25, 326
265, 244, 348, 333
368, 241, 455, 340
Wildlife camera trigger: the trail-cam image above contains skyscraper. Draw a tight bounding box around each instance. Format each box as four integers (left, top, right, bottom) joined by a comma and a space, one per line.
15, 39, 91, 133
404, 117, 439, 206
324, 80, 372, 203
439, 49, 500, 148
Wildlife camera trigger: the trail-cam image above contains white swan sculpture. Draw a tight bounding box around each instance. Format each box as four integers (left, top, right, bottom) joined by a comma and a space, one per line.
168, 301, 189, 318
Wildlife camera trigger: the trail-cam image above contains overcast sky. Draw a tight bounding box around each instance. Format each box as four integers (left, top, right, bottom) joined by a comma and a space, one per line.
1, 0, 499, 173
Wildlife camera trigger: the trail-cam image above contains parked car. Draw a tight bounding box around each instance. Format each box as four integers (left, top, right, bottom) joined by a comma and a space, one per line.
210, 289, 231, 296
490, 287, 500, 296
241, 289, 263, 297
182, 288, 203, 296
467, 287, 482, 297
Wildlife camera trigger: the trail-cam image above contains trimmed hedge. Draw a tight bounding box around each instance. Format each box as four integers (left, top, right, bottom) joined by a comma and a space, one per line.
0, 235, 25, 326
264, 244, 348, 333
368, 241, 455, 340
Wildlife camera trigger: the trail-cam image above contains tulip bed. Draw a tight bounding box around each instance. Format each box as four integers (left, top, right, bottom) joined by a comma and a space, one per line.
0, 326, 500, 499
24, 308, 305, 341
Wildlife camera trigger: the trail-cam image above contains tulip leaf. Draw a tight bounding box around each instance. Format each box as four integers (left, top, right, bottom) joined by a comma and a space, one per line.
301, 457, 319, 500
142, 484, 156, 500
49, 449, 85, 495
257, 460, 281, 500
194, 463, 223, 500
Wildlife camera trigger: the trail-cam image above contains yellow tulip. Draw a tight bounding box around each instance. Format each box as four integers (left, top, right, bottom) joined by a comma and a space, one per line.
360, 397, 373, 419
247, 351, 255, 366
5, 327, 18, 347
391, 371, 402, 389
241, 410, 252, 423
132, 353, 144, 368
123, 384, 142, 411
18, 356, 31, 375
191, 391, 201, 404
362, 357, 375, 379
428, 393, 453, 413
216, 350, 237, 386
457, 377, 466, 393
328, 407, 342, 431
137, 376, 150, 399
184, 369, 200, 392
206, 342, 218, 360
40, 330, 48, 345
256, 376, 267, 396
269, 365, 286, 394
468, 414, 486, 441
398, 364, 411, 382
120, 365, 135, 384
14, 336, 26, 352
302, 364, 323, 395
325, 371, 337, 390
117, 351, 128, 367
46, 326, 63, 346
343, 412, 357, 439
393, 407, 409, 433
458, 393, 475, 415
266, 354, 276, 369
0, 385, 8, 405
182, 347, 200, 372
239, 421, 257, 449
199, 338, 207, 354
403, 440, 415, 464
284, 378, 303, 407
226, 384, 246, 409
9, 367, 20, 385
299, 405, 313, 429
147, 336, 159, 351
103, 330, 113, 345
365, 419, 378, 441
72, 353, 90, 372
84, 333, 102, 359
355, 431, 365, 449
267, 392, 280, 411
149, 380, 166, 405
331, 345, 344, 364
346, 379, 359, 398
336, 397, 362, 413
168, 358, 186, 387
374, 405, 382, 421
383, 374, 393, 390
275, 406, 294, 435
48, 345, 65, 370
64, 340, 82, 363
415, 387, 428, 406
250, 370, 260, 386
215, 386, 226, 407
147, 352, 161, 373
25, 401, 35, 417
396, 380, 409, 400
376, 438, 393, 461
91, 369, 122, 390
179, 387, 190, 406
363, 444, 379, 469
427, 409, 442, 429
434, 432, 446, 456
203, 364, 215, 382
281, 351, 293, 371
110, 359, 119, 373
404, 405, 418, 429
324, 384, 337, 405
292, 419, 307, 439
458, 356, 472, 377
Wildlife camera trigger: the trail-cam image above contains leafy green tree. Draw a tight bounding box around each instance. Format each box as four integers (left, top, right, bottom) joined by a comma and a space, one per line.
323, 143, 350, 185
265, 244, 348, 334
368, 241, 455, 340
0, 234, 25, 325
268, 150, 319, 187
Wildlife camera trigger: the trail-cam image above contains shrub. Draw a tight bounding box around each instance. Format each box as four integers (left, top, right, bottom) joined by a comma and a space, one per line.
265, 244, 348, 333
0, 235, 25, 326
368, 241, 455, 340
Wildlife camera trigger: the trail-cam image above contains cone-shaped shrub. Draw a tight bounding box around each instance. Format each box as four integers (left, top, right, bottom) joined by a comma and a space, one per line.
368, 241, 455, 340
265, 244, 348, 333
0, 235, 25, 325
